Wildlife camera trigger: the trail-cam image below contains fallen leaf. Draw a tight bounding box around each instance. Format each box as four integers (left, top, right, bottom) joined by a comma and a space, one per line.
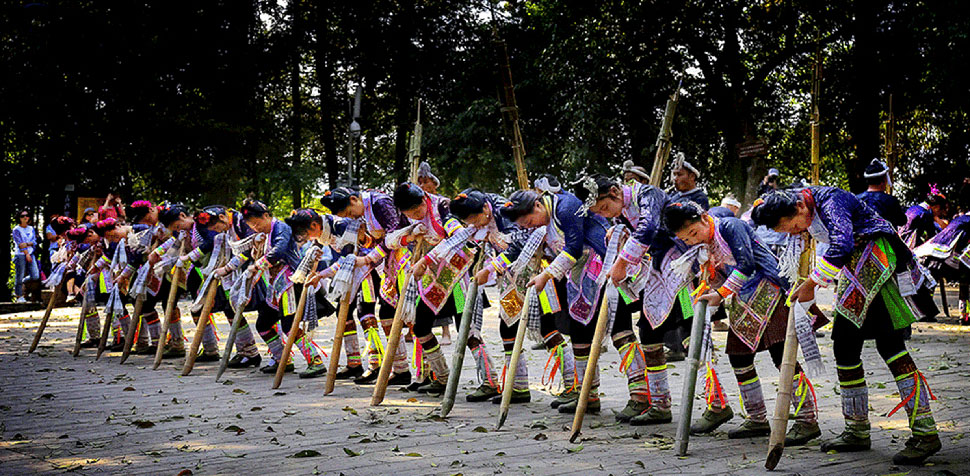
250, 407, 263, 412
224, 425, 245, 435
131, 420, 154, 429
404, 452, 422, 457
123, 386, 135, 392
232, 388, 248, 394
222, 452, 246, 458
290, 450, 322, 458
567, 444, 584, 454
472, 426, 488, 433
534, 433, 548, 441
343, 448, 361, 457
342, 406, 358, 415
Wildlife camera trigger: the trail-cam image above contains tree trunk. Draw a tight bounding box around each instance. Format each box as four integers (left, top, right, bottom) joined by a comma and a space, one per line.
290, 0, 303, 207
848, 0, 880, 192
392, 0, 416, 184
311, 2, 340, 189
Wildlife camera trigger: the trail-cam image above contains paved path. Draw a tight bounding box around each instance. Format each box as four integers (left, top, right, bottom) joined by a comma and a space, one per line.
1, 287, 968, 475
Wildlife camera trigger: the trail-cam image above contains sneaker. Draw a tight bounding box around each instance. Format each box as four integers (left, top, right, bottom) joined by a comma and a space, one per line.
416, 380, 447, 395
530, 341, 545, 351
227, 354, 262, 369
196, 350, 220, 362
785, 421, 822, 446
820, 430, 871, 453
690, 406, 734, 434
260, 359, 294, 374
134, 344, 157, 355
299, 360, 327, 379
354, 368, 380, 384
665, 349, 686, 362
892, 434, 942, 465
727, 418, 771, 439
388, 371, 412, 386
162, 345, 186, 359
550, 389, 579, 409
79, 338, 99, 349
490, 389, 531, 404
629, 406, 672, 425
466, 384, 500, 402
558, 396, 600, 414
15, 297, 26, 303
615, 399, 651, 423
335, 365, 364, 380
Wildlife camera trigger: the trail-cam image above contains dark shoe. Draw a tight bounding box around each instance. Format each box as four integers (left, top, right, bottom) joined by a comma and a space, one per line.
466, 384, 500, 402
134, 344, 157, 355
388, 371, 412, 386
416, 380, 446, 395
892, 434, 941, 465
335, 365, 364, 380
785, 421, 821, 446
260, 359, 294, 374
405, 379, 427, 392
919, 315, 938, 323
550, 389, 579, 409
665, 349, 685, 362
615, 399, 651, 422
690, 406, 734, 434
727, 418, 771, 439
79, 338, 98, 349
629, 407, 672, 425
820, 430, 872, 453
354, 368, 380, 385
299, 361, 327, 379
558, 396, 600, 414
196, 350, 220, 362
162, 345, 186, 359
227, 354, 262, 369
490, 389, 531, 404
109, 341, 124, 352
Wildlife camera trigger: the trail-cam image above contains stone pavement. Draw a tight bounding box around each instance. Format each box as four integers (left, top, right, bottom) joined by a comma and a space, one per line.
1, 287, 968, 476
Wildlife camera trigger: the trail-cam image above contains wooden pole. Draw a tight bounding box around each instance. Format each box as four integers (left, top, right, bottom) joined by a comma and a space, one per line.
216, 303, 247, 382
496, 287, 534, 430
324, 289, 354, 395
440, 280, 479, 417
370, 272, 415, 406
371, 240, 425, 406
95, 306, 115, 360
765, 304, 799, 469
180, 278, 220, 376
29, 284, 62, 353
649, 81, 681, 188
568, 287, 612, 442
674, 299, 709, 456
119, 293, 147, 364
72, 278, 93, 358
273, 274, 320, 389
154, 241, 187, 370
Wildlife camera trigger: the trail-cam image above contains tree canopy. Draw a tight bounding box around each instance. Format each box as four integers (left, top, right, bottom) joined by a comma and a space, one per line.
4, 0, 970, 215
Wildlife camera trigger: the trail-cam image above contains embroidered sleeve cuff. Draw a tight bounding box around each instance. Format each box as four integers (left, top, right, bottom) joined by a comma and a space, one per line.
255, 256, 271, 271
362, 246, 386, 265
716, 286, 734, 298
187, 248, 203, 262
545, 251, 577, 280
443, 218, 463, 237
811, 256, 840, 287
722, 269, 749, 294
121, 264, 136, 279
619, 238, 648, 265
489, 253, 511, 275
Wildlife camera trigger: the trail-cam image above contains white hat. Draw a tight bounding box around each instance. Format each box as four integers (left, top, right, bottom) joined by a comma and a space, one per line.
621, 160, 650, 181
720, 195, 741, 208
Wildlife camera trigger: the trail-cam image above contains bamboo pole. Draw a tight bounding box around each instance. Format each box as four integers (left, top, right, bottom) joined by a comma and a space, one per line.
29, 284, 62, 353
324, 289, 354, 395
273, 267, 321, 389
180, 277, 220, 376
153, 241, 187, 370
765, 304, 799, 469
674, 299, 709, 456
119, 294, 146, 364
440, 280, 479, 417
72, 278, 93, 358
495, 287, 534, 430
216, 303, 247, 382
569, 286, 613, 442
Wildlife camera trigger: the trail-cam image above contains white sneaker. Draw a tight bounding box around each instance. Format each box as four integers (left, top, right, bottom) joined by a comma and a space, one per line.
15, 297, 26, 303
